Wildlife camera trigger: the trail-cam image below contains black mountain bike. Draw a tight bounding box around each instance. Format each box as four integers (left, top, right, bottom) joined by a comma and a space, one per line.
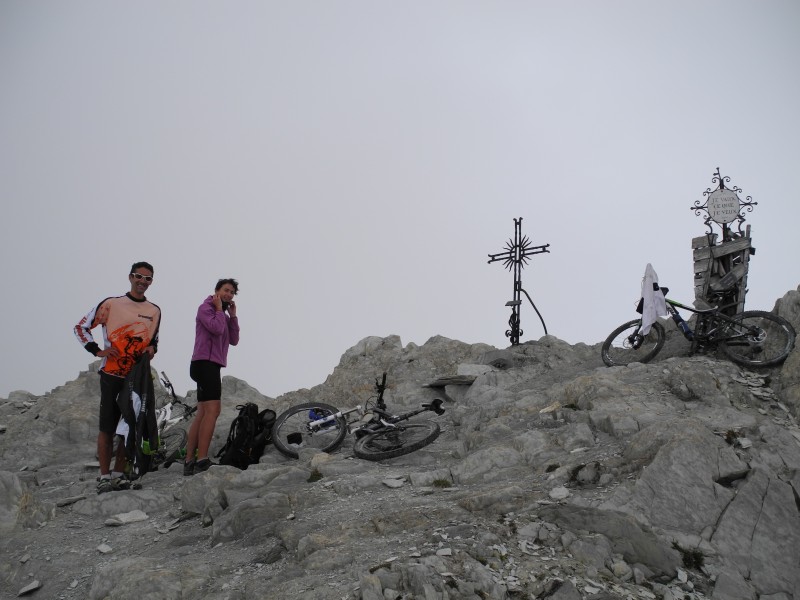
271, 373, 446, 461
601, 288, 795, 368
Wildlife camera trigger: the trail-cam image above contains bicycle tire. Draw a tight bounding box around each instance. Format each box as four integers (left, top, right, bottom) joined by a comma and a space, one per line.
272, 402, 347, 459
170, 401, 195, 422
601, 320, 666, 367
718, 310, 796, 367
353, 420, 440, 461
152, 428, 187, 469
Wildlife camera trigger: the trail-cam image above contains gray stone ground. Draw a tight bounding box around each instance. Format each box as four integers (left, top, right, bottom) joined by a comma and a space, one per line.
2, 289, 800, 600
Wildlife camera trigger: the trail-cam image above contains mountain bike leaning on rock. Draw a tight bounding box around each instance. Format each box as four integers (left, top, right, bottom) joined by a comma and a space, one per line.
271, 372, 446, 461
601, 286, 796, 368
145, 371, 197, 470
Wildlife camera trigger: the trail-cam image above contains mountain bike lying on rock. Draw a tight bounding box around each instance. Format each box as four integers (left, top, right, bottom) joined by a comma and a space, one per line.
271, 372, 446, 461
145, 372, 197, 470
601, 287, 795, 368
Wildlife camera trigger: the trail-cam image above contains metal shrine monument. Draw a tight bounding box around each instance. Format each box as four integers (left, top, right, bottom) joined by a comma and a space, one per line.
690, 168, 757, 315
487, 217, 550, 345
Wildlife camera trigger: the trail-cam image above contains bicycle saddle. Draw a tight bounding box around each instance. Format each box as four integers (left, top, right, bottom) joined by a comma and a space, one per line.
423, 398, 445, 416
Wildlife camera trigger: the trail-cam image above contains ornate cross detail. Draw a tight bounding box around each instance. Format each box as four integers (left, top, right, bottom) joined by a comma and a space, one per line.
487, 217, 550, 345
690, 167, 757, 240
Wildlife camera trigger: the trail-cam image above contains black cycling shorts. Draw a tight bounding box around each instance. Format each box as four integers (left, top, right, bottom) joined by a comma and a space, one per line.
99, 371, 126, 434
190, 360, 222, 401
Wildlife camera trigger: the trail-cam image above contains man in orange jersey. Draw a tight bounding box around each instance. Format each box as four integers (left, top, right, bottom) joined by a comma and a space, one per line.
74, 262, 161, 493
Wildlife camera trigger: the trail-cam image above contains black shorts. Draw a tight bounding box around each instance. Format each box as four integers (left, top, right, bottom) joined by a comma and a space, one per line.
99, 371, 126, 434
190, 360, 222, 401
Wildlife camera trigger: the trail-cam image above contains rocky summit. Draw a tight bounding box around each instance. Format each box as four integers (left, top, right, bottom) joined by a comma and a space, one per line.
2, 287, 800, 600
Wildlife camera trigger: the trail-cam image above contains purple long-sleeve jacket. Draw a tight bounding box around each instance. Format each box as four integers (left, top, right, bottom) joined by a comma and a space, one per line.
191, 296, 240, 367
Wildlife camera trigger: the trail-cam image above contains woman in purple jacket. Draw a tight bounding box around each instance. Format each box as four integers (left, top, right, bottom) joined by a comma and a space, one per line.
184, 278, 240, 475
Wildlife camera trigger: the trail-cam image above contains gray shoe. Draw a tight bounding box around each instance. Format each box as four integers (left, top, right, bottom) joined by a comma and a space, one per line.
110, 477, 131, 491
183, 460, 195, 476
194, 458, 215, 473
97, 478, 113, 494
117, 474, 142, 490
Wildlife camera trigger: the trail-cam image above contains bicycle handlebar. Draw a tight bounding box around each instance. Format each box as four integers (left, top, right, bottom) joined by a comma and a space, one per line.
159, 371, 178, 401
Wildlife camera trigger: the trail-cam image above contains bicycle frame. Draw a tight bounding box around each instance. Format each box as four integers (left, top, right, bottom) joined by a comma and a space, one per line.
156, 403, 185, 433
663, 295, 761, 351
156, 372, 195, 433
368, 402, 445, 429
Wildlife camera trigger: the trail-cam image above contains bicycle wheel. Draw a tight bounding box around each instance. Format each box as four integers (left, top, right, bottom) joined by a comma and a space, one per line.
601, 320, 665, 367
718, 311, 796, 367
152, 428, 187, 469
353, 420, 440, 461
272, 402, 347, 459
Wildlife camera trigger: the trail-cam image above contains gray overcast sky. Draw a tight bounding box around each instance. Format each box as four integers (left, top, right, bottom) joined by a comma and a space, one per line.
1, 1, 798, 400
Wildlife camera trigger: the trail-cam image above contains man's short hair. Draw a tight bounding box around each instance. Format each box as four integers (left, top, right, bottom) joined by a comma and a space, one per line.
130, 261, 154, 275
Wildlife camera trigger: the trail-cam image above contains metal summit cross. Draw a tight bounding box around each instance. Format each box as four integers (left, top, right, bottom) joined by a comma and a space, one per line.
487, 217, 550, 345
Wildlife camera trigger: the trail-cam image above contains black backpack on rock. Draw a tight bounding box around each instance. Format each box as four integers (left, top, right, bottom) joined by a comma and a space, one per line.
216, 403, 276, 470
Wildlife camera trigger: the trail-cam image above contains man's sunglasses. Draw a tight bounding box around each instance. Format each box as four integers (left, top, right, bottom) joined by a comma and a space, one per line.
130, 273, 154, 282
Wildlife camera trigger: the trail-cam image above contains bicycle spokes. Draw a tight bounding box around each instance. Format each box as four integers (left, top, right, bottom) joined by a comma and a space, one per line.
718, 311, 795, 367
363, 429, 404, 453
601, 320, 666, 367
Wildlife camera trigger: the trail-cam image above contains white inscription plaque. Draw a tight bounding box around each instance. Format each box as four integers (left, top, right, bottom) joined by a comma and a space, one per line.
707, 189, 740, 224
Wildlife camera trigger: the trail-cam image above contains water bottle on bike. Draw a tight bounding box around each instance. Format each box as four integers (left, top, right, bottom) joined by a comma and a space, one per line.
670, 311, 693, 340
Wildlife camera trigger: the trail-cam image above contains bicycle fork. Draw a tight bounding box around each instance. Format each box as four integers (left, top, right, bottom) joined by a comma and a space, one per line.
308, 405, 363, 433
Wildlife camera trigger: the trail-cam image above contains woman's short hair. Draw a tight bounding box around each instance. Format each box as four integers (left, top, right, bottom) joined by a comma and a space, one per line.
215, 278, 239, 294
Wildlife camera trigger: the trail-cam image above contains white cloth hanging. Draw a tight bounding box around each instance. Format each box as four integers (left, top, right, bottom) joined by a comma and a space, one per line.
115, 389, 142, 445
640, 263, 668, 335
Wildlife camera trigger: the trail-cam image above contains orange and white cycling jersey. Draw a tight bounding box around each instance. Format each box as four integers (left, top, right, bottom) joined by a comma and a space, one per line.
74, 293, 161, 378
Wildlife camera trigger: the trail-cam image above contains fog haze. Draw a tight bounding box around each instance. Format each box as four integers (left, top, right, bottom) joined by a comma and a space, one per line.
1, 1, 798, 399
